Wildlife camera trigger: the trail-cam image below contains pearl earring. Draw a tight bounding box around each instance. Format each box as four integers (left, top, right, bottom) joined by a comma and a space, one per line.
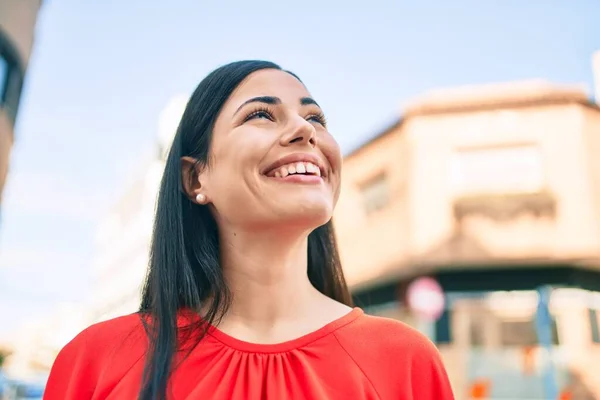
195, 193, 206, 204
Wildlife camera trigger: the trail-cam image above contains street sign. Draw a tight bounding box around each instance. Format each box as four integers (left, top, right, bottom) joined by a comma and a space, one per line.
406, 277, 445, 321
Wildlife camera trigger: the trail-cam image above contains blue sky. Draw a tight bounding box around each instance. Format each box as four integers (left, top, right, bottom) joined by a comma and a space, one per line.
0, 0, 598, 337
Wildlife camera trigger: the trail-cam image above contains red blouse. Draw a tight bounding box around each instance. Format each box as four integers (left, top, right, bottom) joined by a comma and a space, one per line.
44, 308, 454, 399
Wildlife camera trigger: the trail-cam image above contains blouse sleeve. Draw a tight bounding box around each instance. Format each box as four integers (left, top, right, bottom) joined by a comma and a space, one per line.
43, 329, 95, 400
410, 338, 455, 400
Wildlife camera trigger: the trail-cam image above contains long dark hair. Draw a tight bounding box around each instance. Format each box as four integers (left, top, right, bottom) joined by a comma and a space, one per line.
138, 60, 352, 400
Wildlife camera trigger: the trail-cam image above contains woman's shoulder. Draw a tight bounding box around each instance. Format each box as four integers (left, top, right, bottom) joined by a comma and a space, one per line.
333, 310, 454, 399
44, 313, 147, 399
337, 310, 437, 355
53, 312, 147, 370
67, 312, 146, 353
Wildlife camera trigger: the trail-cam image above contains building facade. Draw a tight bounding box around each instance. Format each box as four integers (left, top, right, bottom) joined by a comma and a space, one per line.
89, 95, 188, 323
0, 0, 42, 212
334, 78, 600, 398
89, 169, 159, 322
336, 81, 600, 289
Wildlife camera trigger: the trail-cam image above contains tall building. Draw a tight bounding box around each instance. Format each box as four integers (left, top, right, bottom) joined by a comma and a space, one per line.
90, 95, 188, 322
335, 64, 600, 397
0, 0, 42, 213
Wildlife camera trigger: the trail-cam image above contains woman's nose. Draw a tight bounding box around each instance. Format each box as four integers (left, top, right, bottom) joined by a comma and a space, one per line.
281, 117, 317, 148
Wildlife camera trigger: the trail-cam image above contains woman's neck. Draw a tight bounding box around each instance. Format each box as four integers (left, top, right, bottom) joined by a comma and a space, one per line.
218, 227, 321, 326
213, 224, 352, 344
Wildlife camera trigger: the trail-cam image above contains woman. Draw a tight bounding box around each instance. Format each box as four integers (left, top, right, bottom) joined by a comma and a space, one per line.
44, 60, 454, 400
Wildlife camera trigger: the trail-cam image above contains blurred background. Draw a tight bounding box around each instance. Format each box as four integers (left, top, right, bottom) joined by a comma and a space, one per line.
0, 0, 599, 399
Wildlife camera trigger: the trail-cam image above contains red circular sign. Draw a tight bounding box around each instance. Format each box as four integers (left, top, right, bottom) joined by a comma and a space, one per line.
406, 277, 445, 321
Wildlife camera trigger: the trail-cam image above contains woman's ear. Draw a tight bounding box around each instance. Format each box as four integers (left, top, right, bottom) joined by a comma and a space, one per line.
181, 156, 206, 203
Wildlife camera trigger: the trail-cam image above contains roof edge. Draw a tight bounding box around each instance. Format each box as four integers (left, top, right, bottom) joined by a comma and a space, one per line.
344, 117, 403, 158
345, 82, 600, 160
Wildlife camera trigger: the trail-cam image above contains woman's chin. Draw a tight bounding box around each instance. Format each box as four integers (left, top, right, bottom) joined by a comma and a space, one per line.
271, 203, 333, 230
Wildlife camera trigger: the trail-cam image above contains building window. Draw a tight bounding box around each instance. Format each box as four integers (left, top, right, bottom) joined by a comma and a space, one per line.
469, 317, 485, 346
435, 308, 452, 344
590, 309, 600, 344
469, 315, 559, 347
500, 319, 538, 346
0, 56, 8, 100
359, 172, 389, 215
3, 67, 23, 122
0, 32, 25, 123
449, 144, 544, 196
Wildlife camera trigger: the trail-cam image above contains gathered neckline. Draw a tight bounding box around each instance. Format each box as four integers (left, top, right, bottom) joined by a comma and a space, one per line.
203, 307, 363, 354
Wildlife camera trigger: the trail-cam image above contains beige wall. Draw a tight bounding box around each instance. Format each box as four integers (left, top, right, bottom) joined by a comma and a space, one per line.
336, 101, 600, 289
334, 127, 411, 288
408, 104, 600, 260
581, 106, 600, 252
0, 0, 42, 203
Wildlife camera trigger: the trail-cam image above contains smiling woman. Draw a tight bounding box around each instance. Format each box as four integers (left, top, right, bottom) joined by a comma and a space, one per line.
43, 60, 454, 400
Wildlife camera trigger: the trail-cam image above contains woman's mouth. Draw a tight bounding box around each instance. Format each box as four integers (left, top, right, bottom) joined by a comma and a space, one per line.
264, 161, 324, 184
261, 153, 328, 185
267, 161, 322, 178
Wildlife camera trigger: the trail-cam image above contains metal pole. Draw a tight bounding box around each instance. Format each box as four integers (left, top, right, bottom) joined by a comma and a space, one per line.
535, 285, 558, 400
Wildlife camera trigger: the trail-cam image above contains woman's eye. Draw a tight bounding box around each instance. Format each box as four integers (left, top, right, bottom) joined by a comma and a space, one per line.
246, 110, 273, 122
307, 114, 327, 126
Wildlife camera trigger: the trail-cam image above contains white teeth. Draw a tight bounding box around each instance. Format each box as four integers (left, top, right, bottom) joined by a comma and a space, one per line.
271, 162, 322, 177
306, 163, 321, 176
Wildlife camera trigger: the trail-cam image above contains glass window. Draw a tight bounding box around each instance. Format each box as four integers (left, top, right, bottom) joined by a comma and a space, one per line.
435, 308, 452, 344
3, 67, 23, 122
0, 55, 8, 102
468, 311, 559, 347
590, 308, 600, 343
500, 319, 538, 346
499, 318, 559, 346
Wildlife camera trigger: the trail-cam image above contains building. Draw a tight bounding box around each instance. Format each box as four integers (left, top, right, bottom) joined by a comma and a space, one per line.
89, 169, 158, 322
334, 62, 600, 397
0, 0, 42, 214
90, 95, 188, 323
0, 303, 88, 382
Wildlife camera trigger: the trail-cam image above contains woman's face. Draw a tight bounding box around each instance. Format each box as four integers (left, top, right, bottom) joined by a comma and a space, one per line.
195, 69, 342, 232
